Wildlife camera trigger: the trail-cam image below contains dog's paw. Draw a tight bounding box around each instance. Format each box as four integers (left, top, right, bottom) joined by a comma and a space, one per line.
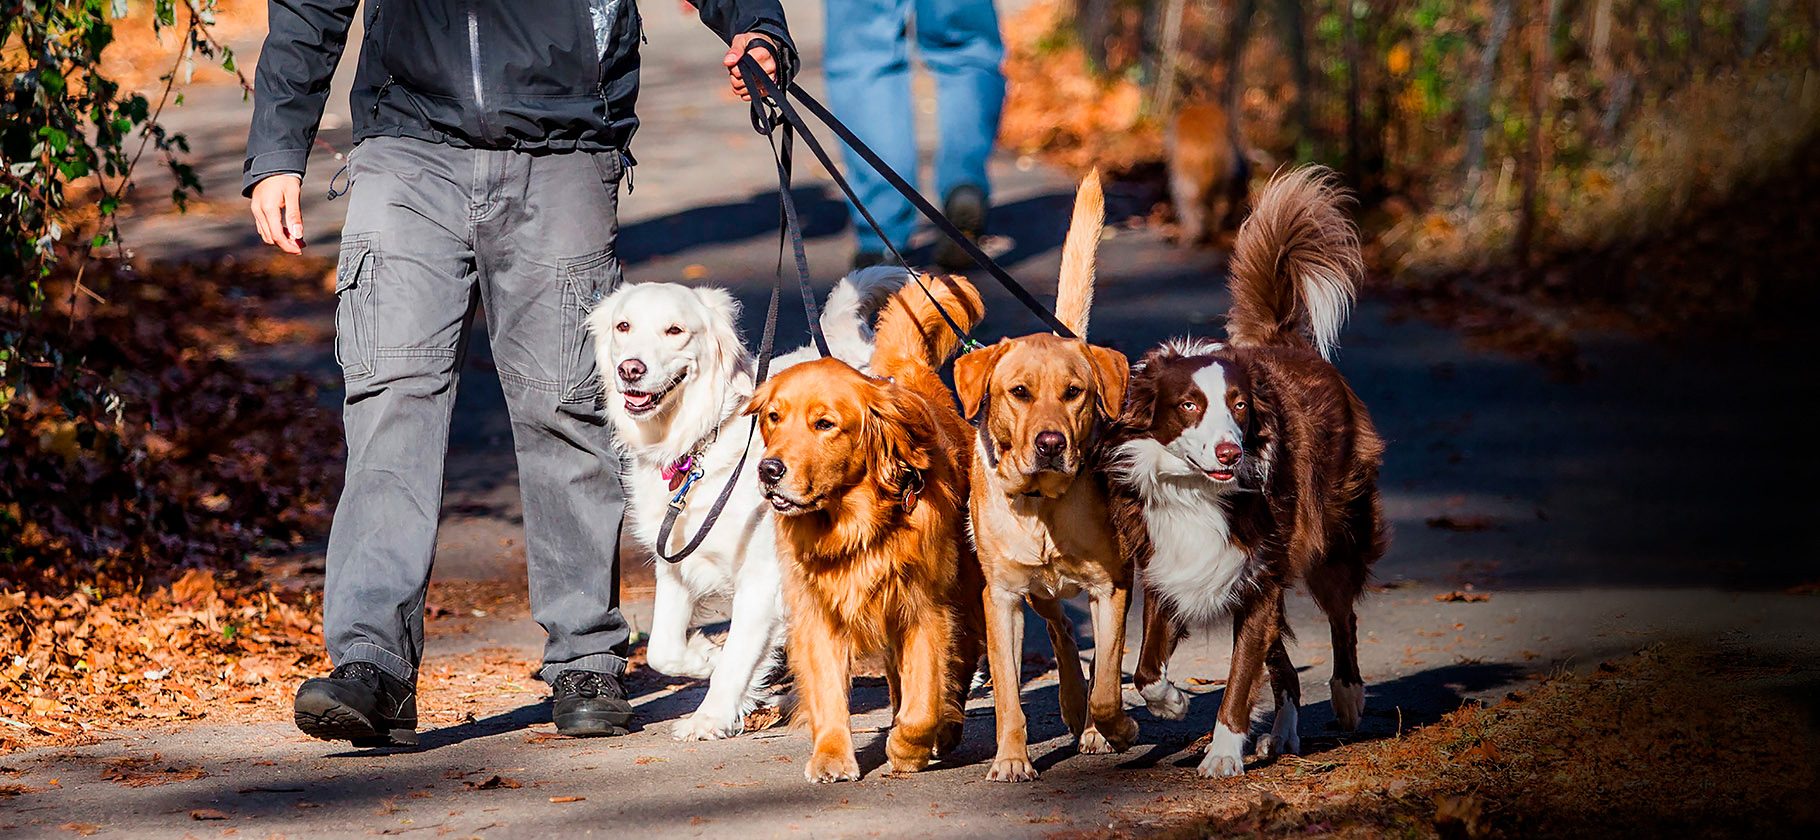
1196, 724, 1248, 778
985, 755, 1039, 783
1258, 698, 1299, 758
1330, 679, 1365, 732
804, 751, 861, 784
1080, 714, 1139, 754
1140, 680, 1190, 721
672, 712, 741, 742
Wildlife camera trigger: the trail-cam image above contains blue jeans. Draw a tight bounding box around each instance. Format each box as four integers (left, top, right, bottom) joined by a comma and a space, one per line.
823, 0, 1006, 253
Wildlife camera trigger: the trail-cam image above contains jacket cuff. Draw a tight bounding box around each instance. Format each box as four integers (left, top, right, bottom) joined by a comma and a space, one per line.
242, 149, 311, 197
746, 24, 797, 82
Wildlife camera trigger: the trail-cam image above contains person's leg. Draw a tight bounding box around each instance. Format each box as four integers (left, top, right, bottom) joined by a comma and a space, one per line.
824, 0, 920, 256
914, 0, 1005, 202
301, 136, 480, 744
473, 148, 629, 692
915, 0, 1006, 269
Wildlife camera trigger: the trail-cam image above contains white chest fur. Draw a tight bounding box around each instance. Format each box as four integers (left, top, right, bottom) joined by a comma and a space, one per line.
1115, 439, 1253, 625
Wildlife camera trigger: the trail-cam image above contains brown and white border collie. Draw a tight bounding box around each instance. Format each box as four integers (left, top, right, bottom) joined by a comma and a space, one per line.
1106, 166, 1387, 778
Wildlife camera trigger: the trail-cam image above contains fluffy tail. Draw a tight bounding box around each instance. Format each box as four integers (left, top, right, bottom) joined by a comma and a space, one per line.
870, 273, 986, 380
1055, 169, 1104, 338
1225, 166, 1363, 360
820, 266, 911, 367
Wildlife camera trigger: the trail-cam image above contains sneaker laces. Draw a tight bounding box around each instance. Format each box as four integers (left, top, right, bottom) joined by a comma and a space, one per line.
331, 661, 386, 686
553, 670, 623, 700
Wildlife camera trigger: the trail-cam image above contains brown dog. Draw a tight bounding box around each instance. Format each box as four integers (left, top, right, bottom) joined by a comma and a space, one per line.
745, 274, 987, 783
1167, 101, 1248, 245
1109, 167, 1384, 778
953, 171, 1137, 782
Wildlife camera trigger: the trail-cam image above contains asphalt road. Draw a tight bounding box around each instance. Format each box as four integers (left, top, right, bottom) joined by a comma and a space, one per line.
4, 3, 1816, 838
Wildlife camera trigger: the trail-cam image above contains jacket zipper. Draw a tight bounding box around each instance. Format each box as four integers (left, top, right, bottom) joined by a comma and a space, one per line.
467, 9, 489, 138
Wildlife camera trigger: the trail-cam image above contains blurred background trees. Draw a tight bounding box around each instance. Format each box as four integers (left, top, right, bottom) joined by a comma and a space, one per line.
1006, 0, 1818, 300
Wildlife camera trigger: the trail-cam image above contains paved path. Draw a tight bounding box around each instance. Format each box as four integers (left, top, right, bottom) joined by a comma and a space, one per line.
4, 3, 1815, 838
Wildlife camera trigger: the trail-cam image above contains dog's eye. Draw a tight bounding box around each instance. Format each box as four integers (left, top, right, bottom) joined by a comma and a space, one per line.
665, 325, 684, 336
813, 419, 836, 432
1180, 400, 1201, 413
1009, 385, 1031, 401
1063, 385, 1084, 401
615, 321, 630, 333
1233, 400, 1247, 412
767, 411, 780, 423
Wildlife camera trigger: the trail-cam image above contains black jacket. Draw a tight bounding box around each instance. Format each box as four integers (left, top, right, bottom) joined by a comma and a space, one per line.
243, 0, 792, 195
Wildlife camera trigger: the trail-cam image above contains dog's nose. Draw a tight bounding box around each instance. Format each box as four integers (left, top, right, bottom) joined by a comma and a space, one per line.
617, 359, 646, 383
1034, 431, 1066, 459
757, 458, 786, 485
1214, 441, 1242, 466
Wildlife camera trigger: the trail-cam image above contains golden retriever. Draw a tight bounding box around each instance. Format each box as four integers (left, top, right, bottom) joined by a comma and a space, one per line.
953, 171, 1137, 782
745, 274, 987, 783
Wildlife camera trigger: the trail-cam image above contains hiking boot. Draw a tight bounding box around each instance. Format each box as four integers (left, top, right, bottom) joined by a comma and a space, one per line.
851, 249, 894, 271
552, 669, 633, 737
933, 184, 988, 272
294, 662, 418, 747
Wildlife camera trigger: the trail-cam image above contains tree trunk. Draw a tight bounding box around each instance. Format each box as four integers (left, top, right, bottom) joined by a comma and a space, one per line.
1222, 0, 1256, 121
1464, 0, 1514, 192
1341, 0, 1364, 189
1741, 0, 1772, 59
1077, 0, 1113, 72
1150, 0, 1188, 117
1274, 0, 1313, 146
1514, 0, 1559, 274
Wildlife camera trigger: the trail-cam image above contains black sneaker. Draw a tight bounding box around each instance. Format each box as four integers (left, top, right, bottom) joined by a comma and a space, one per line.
551, 670, 633, 737
851, 249, 894, 271
934, 184, 988, 272
294, 662, 418, 747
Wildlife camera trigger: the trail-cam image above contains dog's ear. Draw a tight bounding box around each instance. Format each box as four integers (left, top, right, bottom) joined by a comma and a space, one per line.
953, 341, 1007, 423
741, 378, 776, 418
1116, 355, 1163, 432
692, 287, 746, 378
865, 382, 937, 479
1084, 344, 1129, 421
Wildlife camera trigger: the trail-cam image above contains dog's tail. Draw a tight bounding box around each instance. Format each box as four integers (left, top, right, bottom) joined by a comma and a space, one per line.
1225, 166, 1363, 360
1055, 169, 1104, 338
820, 266, 911, 367
870, 273, 986, 380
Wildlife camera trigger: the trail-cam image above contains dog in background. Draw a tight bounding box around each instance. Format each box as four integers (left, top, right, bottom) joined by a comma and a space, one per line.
745, 275, 988, 783
1109, 166, 1385, 777
1167, 101, 1249, 246
953, 171, 1137, 783
586, 269, 904, 740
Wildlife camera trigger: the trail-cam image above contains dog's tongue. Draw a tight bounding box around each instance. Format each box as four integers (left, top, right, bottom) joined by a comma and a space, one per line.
624, 392, 653, 408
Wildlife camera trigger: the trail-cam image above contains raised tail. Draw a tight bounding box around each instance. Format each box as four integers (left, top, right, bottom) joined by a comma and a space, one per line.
820, 266, 912, 368
1055, 169, 1104, 338
1225, 166, 1363, 360
870, 273, 986, 380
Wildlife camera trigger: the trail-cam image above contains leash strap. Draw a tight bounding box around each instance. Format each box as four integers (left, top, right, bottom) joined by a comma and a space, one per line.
656, 42, 813, 563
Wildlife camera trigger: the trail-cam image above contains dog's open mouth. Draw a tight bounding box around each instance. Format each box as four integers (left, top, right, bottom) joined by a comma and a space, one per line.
764, 491, 820, 515
1205, 468, 1236, 482
620, 370, 687, 416
1188, 456, 1237, 483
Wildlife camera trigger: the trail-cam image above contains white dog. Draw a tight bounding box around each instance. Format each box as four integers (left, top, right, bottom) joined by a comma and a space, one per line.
585, 268, 906, 740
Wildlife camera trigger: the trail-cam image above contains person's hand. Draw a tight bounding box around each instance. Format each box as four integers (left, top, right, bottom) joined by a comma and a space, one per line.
250, 173, 305, 254
724, 32, 779, 102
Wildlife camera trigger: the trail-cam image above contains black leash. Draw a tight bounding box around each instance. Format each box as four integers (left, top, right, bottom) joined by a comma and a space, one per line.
654, 42, 813, 563
732, 54, 1076, 341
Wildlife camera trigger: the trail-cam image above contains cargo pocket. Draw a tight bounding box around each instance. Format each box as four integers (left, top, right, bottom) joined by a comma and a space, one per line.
559, 248, 619, 405
334, 237, 378, 381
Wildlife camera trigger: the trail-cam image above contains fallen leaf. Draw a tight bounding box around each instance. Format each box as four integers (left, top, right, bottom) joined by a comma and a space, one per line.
548, 796, 585, 803
1435, 591, 1491, 603
60, 824, 101, 836
462, 775, 521, 790
190, 808, 230, 820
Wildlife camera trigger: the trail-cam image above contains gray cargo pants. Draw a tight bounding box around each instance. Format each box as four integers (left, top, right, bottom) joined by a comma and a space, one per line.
327, 135, 627, 686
